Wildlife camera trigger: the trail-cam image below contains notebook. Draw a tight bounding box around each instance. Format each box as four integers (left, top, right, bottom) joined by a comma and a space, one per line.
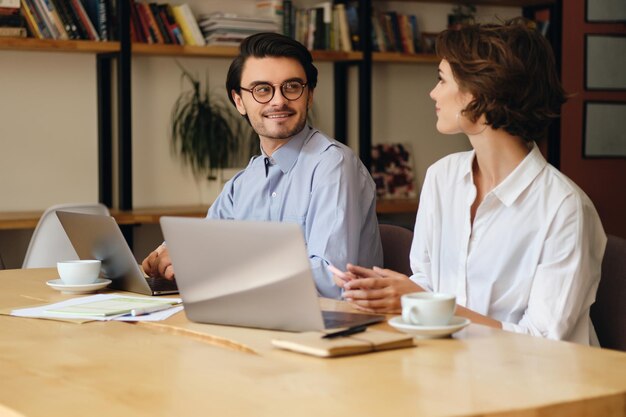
56, 211, 178, 296
159, 217, 385, 332
272, 330, 415, 357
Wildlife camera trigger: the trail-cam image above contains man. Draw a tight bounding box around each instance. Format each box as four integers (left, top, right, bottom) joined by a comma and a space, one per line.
143, 32, 382, 299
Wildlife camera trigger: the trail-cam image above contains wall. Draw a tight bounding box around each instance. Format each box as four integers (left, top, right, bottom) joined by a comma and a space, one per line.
0, 2, 521, 267
560, 0, 626, 238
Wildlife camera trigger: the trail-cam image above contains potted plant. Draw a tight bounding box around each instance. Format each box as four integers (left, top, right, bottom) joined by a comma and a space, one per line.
448, 4, 477, 29
171, 63, 257, 180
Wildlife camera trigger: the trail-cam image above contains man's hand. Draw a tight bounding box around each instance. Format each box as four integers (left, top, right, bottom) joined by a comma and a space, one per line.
339, 264, 423, 314
141, 244, 175, 280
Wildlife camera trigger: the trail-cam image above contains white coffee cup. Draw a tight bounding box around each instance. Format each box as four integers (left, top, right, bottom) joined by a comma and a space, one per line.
57, 260, 102, 285
401, 292, 456, 326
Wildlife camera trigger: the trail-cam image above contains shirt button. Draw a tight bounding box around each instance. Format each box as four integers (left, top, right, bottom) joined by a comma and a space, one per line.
271, 192, 277, 198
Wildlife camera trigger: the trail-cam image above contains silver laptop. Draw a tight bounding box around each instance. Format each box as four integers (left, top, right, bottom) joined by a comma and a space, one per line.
56, 211, 178, 296
159, 217, 384, 332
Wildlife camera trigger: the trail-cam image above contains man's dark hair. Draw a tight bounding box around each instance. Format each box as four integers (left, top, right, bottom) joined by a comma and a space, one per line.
436, 18, 567, 142
226, 32, 318, 107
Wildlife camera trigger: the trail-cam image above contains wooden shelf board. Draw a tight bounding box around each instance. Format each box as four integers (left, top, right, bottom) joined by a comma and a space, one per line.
132, 43, 363, 62
373, 52, 439, 64
376, 199, 419, 214
0, 38, 119, 53
111, 206, 210, 225
0, 200, 418, 230
379, 0, 554, 6
132, 43, 239, 58
311, 50, 363, 62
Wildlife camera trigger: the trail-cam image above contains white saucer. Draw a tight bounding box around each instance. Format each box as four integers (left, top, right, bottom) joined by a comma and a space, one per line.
46, 278, 112, 295
388, 316, 471, 339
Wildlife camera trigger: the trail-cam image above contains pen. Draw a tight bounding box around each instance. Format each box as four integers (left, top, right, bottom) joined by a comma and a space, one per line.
322, 324, 368, 339
130, 303, 181, 317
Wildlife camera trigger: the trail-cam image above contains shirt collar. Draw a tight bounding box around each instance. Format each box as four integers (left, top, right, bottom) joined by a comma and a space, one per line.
263, 125, 312, 174
460, 149, 476, 184
492, 143, 546, 207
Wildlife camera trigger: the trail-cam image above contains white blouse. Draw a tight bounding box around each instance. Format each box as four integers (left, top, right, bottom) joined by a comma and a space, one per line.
410, 144, 606, 345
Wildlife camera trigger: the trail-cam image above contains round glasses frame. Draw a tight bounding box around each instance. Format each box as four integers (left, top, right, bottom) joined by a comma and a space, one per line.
239, 81, 308, 104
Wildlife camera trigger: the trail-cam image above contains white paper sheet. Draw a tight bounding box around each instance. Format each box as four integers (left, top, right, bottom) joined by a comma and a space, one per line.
11, 293, 183, 322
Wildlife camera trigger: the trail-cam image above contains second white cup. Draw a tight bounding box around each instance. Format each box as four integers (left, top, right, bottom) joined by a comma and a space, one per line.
401, 292, 456, 326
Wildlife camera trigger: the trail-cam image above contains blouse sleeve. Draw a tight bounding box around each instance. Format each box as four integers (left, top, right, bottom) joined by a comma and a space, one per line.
501, 194, 606, 341
409, 167, 435, 292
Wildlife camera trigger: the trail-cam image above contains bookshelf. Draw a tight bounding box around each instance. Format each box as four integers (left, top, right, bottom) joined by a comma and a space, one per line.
0, 0, 560, 223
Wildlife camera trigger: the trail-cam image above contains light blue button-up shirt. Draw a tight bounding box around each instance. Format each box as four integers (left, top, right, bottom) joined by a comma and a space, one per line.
207, 125, 383, 299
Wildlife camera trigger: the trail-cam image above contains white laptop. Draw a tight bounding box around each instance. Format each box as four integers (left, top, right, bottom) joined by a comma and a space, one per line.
56, 211, 179, 296
159, 217, 384, 331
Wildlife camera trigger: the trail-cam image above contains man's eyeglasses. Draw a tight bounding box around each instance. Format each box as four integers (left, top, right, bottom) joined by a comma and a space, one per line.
239, 81, 308, 104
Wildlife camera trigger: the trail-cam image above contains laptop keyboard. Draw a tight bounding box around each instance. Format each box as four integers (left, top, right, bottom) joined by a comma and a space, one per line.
145, 276, 179, 293
322, 310, 385, 329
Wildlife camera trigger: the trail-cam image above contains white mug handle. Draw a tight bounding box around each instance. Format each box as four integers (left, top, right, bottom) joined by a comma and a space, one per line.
402, 305, 419, 325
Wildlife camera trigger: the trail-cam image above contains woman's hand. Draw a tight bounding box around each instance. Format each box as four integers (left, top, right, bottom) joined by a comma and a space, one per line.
338, 264, 424, 314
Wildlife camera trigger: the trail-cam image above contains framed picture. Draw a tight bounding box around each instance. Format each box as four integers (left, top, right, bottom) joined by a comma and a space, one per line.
585, 34, 626, 91
583, 101, 626, 158
586, 0, 626, 23
371, 143, 418, 199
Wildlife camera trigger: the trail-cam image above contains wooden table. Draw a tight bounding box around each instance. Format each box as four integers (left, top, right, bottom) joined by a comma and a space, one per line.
1, 269, 625, 417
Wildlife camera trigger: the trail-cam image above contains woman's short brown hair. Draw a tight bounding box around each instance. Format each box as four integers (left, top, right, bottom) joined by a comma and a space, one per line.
435, 18, 566, 142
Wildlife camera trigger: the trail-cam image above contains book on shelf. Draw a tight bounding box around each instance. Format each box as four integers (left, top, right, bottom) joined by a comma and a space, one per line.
141, 1, 165, 43
344, 1, 358, 51
0, 0, 20, 7
371, 9, 423, 55
171, 3, 205, 46
158, 3, 183, 45
0, 25, 25, 36
334, 3, 350, 52
50, 0, 78, 39
69, 0, 99, 40
198, 12, 278, 46
255, 0, 282, 27
21, 0, 49, 38
282, 0, 292, 37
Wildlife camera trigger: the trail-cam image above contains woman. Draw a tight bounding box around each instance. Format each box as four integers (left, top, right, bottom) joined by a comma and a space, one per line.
333, 19, 606, 345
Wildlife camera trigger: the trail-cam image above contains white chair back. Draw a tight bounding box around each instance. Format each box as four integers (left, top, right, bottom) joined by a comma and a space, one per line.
22, 203, 110, 268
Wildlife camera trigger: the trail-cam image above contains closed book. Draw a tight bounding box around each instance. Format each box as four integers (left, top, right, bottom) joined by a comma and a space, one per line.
334, 3, 351, 52
69, 0, 99, 40
0, 0, 20, 7
140, 1, 163, 43
163, 4, 184, 45
149, 2, 170, 43
132, 0, 152, 43
31, 0, 59, 38
272, 330, 415, 358
98, 0, 107, 40
39, 0, 68, 39
50, 0, 78, 39
172, 3, 204, 46
0, 12, 22, 26
20, 0, 42, 38
129, 0, 145, 42
0, 26, 26, 36
345, 2, 359, 51
22, 0, 50, 38
282, 0, 291, 37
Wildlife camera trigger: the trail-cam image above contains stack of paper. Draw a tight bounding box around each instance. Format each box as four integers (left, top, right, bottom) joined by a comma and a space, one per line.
11, 294, 183, 322
198, 12, 279, 46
